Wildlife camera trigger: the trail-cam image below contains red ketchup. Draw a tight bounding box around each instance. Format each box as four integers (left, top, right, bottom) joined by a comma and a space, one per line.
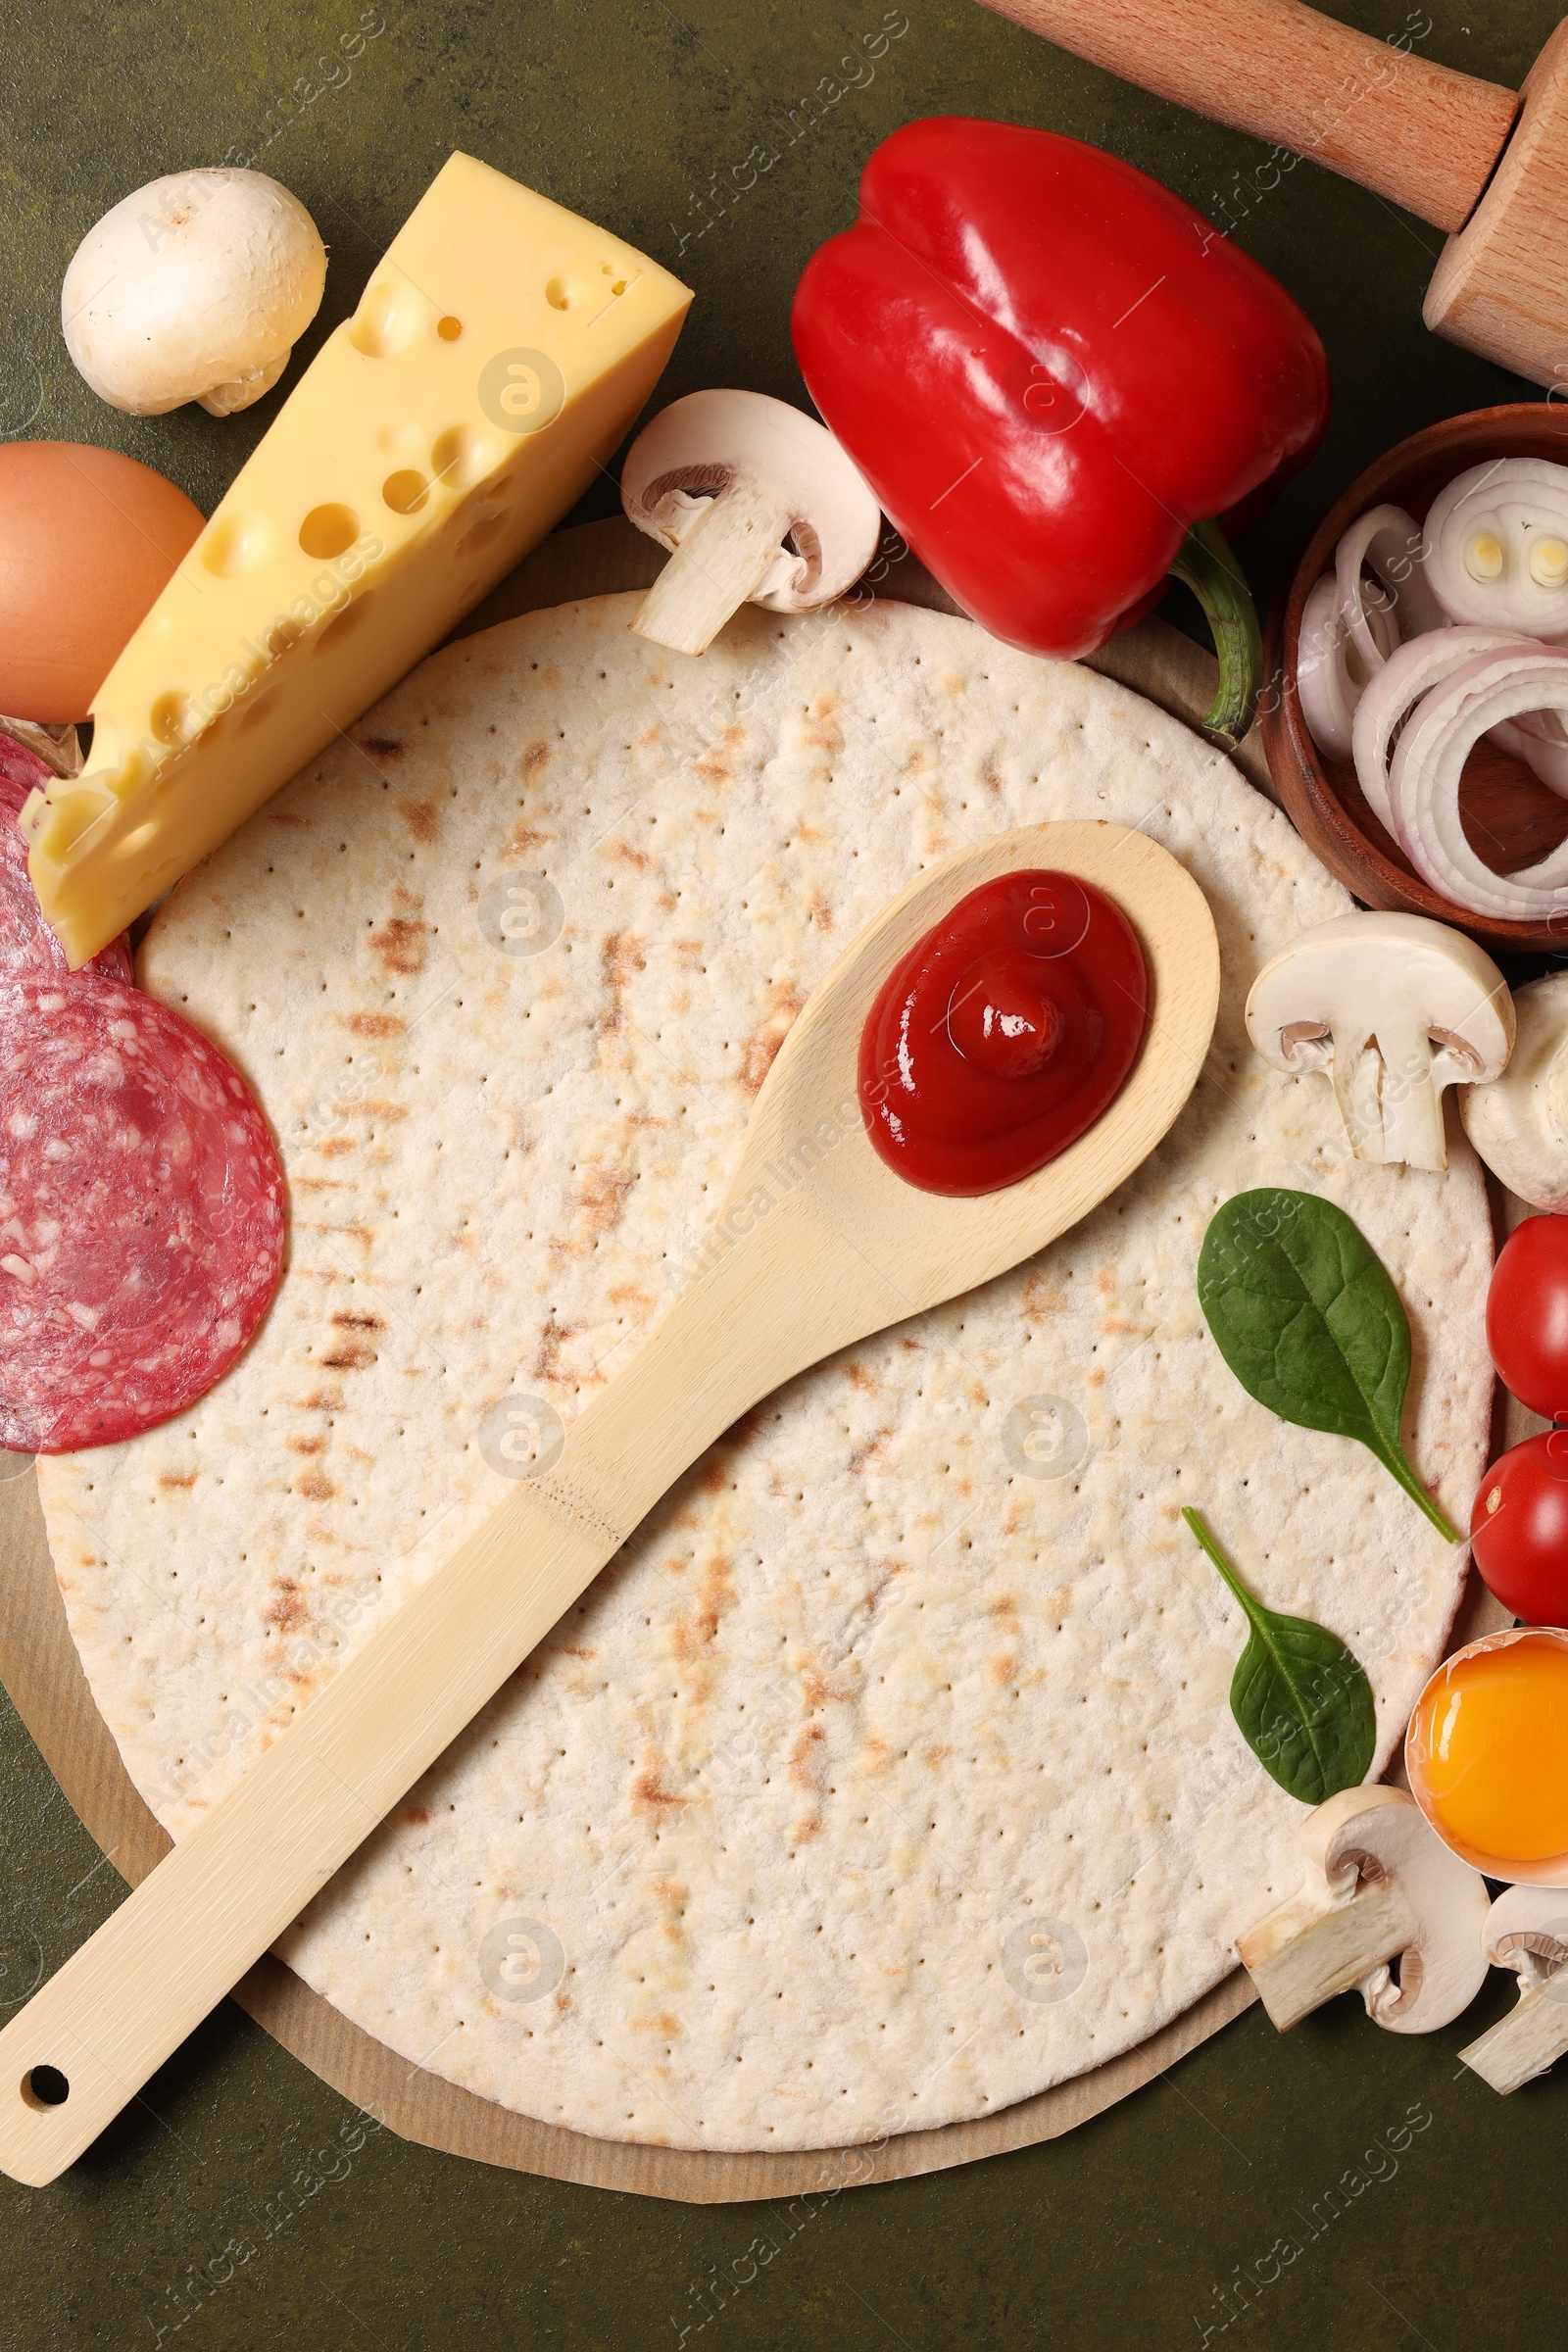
858, 870, 1148, 1197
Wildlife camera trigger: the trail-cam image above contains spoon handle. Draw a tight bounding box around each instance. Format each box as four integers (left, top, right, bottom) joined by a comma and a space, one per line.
0, 1188, 866, 2185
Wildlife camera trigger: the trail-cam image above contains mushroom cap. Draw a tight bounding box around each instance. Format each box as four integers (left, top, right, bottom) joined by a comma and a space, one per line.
1482, 1883, 1568, 1979
620, 389, 881, 611
1246, 909, 1514, 1082
1307, 1785, 1492, 2034
1459, 971, 1568, 1211
62, 169, 326, 417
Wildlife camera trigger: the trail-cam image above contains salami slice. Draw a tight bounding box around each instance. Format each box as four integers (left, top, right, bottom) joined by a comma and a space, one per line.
0, 978, 285, 1451
0, 816, 134, 988
0, 735, 133, 987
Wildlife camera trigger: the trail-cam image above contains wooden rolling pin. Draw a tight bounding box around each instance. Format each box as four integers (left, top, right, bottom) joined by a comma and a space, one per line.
979, 0, 1568, 387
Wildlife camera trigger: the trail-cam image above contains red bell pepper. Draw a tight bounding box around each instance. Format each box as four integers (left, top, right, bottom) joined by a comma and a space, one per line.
791, 118, 1331, 737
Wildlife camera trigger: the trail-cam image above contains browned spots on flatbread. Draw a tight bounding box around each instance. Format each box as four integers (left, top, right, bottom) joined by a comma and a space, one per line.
293, 1387, 344, 1412
740, 982, 805, 1095
608, 836, 652, 876
266, 1579, 309, 1636
986, 1593, 1018, 1620
801, 694, 843, 757
318, 1136, 357, 1158
369, 913, 428, 974
567, 1159, 636, 1235
269, 809, 310, 828
980, 756, 1004, 797
523, 740, 551, 772
340, 1100, 406, 1127
858, 1731, 892, 1778
802, 1653, 858, 1709
509, 819, 549, 856
399, 799, 437, 843
597, 931, 648, 1040
699, 1457, 730, 1495
1021, 1268, 1069, 1322
992, 1653, 1017, 1685
632, 1764, 685, 1813
287, 1435, 325, 1455
342, 1011, 406, 1039
808, 889, 833, 931
846, 1364, 876, 1394
319, 1338, 376, 1371
926, 1744, 952, 1769
531, 1312, 580, 1387
790, 1721, 827, 1791
297, 1468, 336, 1501
403, 1803, 430, 1824
361, 734, 405, 759
332, 1309, 386, 1332
158, 1470, 197, 1491
847, 1429, 891, 1477
694, 720, 744, 784
672, 1557, 733, 1659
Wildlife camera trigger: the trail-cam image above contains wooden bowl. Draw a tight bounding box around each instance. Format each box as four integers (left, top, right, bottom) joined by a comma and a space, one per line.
1261, 403, 1568, 956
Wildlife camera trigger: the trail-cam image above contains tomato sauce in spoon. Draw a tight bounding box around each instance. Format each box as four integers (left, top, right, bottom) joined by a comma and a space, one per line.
858, 869, 1149, 1197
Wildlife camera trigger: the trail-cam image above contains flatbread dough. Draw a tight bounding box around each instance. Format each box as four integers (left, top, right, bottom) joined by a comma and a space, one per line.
38, 596, 1492, 2151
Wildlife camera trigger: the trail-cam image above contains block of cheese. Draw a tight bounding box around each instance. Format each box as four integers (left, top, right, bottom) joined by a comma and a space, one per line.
23, 153, 691, 964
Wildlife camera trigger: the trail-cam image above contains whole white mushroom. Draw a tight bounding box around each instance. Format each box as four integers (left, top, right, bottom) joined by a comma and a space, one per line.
62, 169, 326, 417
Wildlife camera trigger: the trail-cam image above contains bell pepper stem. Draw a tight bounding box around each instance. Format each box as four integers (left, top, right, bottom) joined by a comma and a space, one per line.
1168, 518, 1263, 741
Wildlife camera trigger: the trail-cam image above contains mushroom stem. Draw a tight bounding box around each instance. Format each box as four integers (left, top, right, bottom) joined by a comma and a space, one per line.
1235, 1785, 1491, 2034
1238, 1854, 1416, 2032
1371, 1013, 1446, 1172
1459, 1890, 1568, 2094
631, 476, 797, 657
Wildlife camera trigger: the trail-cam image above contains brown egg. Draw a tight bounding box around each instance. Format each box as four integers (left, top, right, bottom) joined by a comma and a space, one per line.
0, 442, 205, 722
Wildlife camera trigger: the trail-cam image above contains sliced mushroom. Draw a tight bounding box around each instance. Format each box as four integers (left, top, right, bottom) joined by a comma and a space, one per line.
621, 390, 882, 657
1458, 971, 1568, 1210
1236, 1786, 1493, 2034
1245, 910, 1514, 1172
1458, 1886, 1568, 2093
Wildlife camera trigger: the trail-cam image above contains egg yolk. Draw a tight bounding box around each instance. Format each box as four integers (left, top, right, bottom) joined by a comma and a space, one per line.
1409, 1635, 1568, 1866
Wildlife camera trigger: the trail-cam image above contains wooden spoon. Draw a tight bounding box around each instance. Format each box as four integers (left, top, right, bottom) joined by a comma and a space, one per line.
0, 816, 1218, 2184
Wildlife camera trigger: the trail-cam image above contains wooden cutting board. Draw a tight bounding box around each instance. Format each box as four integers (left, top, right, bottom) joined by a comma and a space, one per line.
0, 520, 1509, 2201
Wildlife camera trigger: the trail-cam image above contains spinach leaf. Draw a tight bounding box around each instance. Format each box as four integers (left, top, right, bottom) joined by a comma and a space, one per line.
1183, 1508, 1376, 1806
1196, 1188, 1457, 1541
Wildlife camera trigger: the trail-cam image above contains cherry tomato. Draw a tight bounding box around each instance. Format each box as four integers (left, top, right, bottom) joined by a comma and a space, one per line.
1487, 1214, 1568, 1421
1471, 1433, 1568, 1623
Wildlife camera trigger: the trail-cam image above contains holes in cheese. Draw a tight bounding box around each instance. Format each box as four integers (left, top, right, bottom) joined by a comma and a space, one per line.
350, 283, 421, 359
203, 514, 271, 577
150, 692, 196, 748
431, 424, 497, 490
299, 504, 361, 560
382, 469, 430, 515
20, 151, 692, 966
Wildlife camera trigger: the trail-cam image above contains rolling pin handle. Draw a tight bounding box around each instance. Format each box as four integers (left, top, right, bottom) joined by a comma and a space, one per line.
977, 0, 1519, 234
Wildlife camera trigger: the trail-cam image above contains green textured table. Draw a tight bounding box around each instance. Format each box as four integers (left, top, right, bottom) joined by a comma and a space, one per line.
2, 2, 1566, 2345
